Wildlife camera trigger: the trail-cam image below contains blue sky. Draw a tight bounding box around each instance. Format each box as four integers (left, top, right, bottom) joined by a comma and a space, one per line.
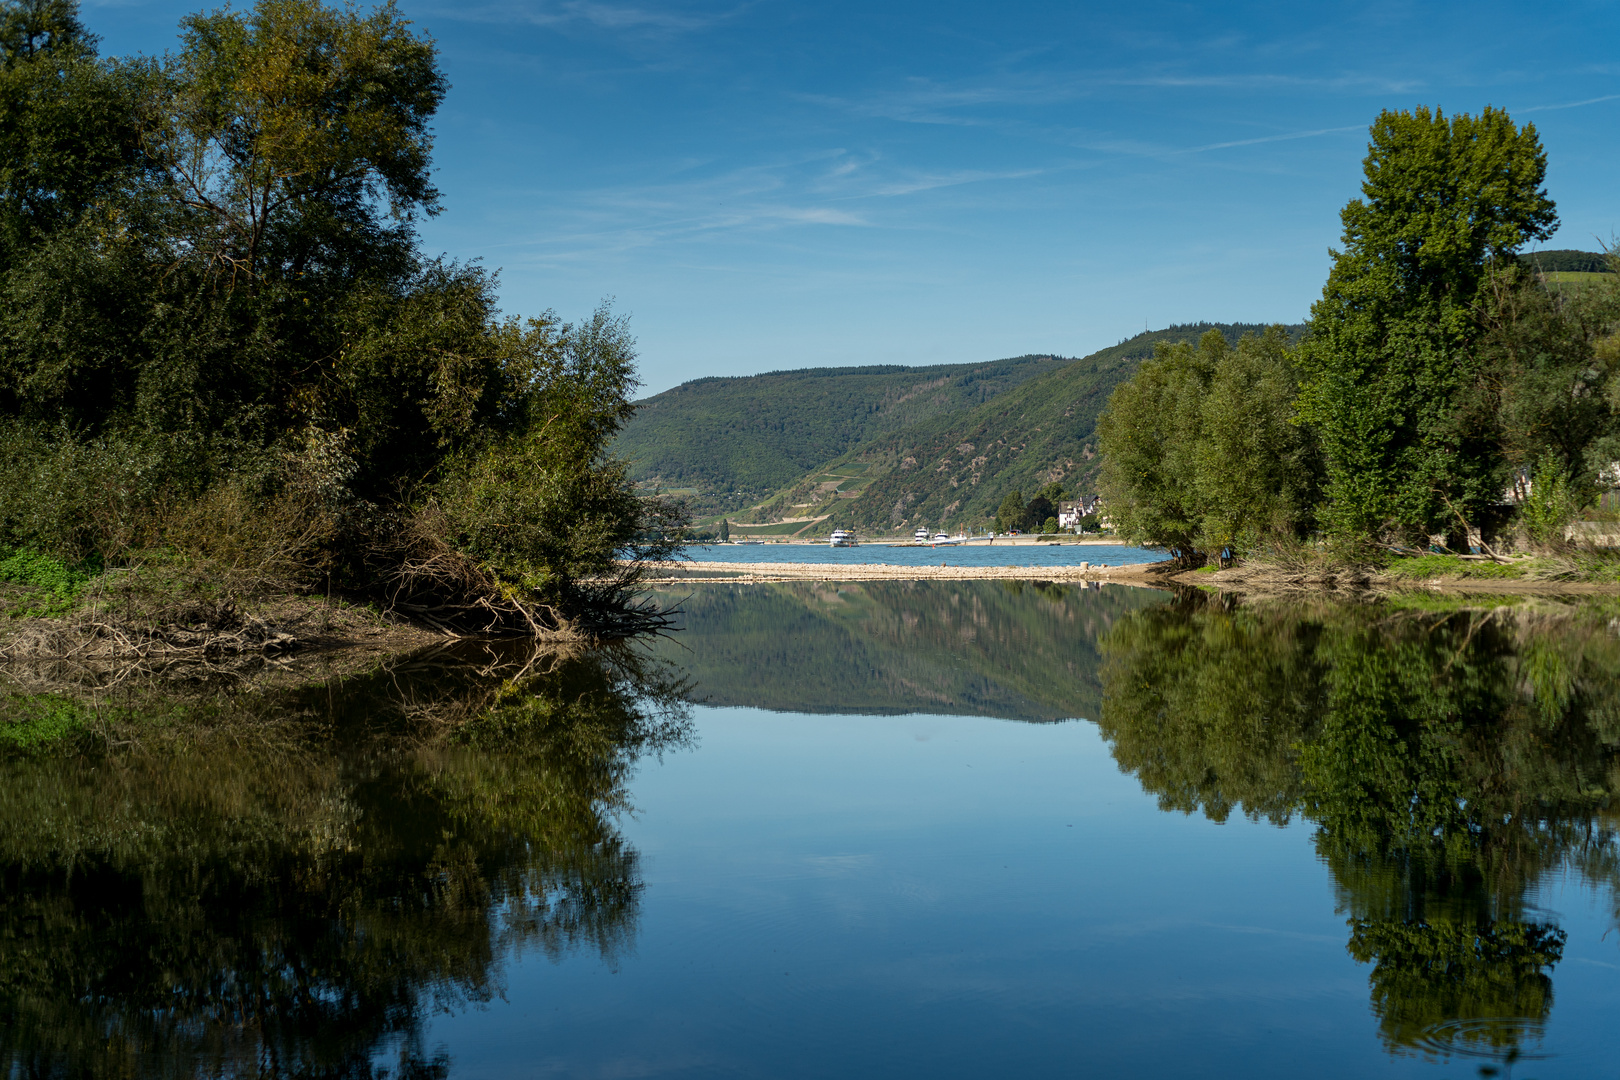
87, 0, 1620, 394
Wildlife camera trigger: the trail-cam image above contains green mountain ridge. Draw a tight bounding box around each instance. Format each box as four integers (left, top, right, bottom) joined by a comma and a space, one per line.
740, 322, 1305, 533
617, 355, 1075, 514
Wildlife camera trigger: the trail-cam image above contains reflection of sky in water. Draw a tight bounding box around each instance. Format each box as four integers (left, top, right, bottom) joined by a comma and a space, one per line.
432, 707, 1620, 1078
679, 542, 1167, 568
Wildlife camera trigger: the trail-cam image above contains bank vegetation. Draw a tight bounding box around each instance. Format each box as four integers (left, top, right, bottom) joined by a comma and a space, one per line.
1097, 106, 1620, 582
0, 0, 683, 658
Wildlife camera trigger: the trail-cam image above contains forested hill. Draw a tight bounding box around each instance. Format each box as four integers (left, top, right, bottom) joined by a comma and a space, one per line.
746, 323, 1305, 533
615, 355, 1073, 511
1519, 249, 1613, 273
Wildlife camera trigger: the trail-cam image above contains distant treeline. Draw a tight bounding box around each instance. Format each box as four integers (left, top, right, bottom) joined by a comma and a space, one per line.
1518, 249, 1613, 274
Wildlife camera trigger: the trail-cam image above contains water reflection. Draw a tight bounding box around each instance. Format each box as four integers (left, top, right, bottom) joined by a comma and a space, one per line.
645, 580, 1162, 721
8, 583, 1620, 1076
1097, 593, 1620, 1063
0, 642, 690, 1078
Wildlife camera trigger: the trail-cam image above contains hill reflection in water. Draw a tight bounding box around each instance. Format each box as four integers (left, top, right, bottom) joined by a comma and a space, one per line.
645, 580, 1163, 721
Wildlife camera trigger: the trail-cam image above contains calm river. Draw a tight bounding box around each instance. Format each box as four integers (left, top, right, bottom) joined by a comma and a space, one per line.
4, 583, 1620, 1077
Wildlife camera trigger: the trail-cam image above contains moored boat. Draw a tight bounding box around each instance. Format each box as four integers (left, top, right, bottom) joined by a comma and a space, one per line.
829, 529, 857, 547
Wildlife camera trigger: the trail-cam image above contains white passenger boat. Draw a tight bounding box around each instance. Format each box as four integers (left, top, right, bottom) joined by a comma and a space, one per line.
914, 527, 931, 544
829, 529, 857, 547
732, 539, 764, 545
931, 533, 958, 545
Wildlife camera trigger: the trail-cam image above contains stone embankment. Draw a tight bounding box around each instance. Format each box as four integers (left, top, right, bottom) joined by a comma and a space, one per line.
641, 561, 1169, 585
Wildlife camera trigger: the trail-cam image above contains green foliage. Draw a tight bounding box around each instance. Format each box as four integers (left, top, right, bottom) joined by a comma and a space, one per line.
0, 0, 671, 625
728, 323, 1304, 534
1097, 326, 1317, 556
1296, 106, 1558, 542
1520, 451, 1578, 545
0, 545, 101, 615
1474, 268, 1620, 532
995, 490, 1025, 532
0, 547, 95, 595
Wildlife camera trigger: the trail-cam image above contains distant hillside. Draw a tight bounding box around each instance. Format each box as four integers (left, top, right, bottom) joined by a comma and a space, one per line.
615, 355, 1073, 512
1519, 249, 1612, 274
740, 323, 1304, 534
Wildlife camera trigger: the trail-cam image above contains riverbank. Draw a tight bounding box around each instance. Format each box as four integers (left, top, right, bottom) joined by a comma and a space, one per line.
0, 574, 441, 676
1177, 556, 1620, 596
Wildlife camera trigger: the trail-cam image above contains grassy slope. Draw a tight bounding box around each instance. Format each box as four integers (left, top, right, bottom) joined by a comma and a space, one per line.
750, 323, 1303, 532
615, 355, 1073, 511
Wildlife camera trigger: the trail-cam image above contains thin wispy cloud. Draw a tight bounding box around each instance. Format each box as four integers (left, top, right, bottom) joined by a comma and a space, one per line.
1183, 124, 1367, 154
803, 69, 1427, 130
1516, 93, 1620, 114
427, 0, 737, 34
868, 168, 1047, 197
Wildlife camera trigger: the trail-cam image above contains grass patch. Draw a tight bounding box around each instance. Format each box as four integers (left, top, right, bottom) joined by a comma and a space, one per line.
0, 548, 103, 617
1541, 270, 1615, 288
1384, 554, 1527, 581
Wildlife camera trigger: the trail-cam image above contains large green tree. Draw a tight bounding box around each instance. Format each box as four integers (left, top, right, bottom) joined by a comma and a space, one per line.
1295, 107, 1557, 545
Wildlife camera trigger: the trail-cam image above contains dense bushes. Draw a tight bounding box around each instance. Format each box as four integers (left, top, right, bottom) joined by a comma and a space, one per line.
0, 0, 679, 635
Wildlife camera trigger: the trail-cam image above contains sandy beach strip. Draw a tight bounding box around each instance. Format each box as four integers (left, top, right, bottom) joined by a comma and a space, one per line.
639, 560, 1166, 584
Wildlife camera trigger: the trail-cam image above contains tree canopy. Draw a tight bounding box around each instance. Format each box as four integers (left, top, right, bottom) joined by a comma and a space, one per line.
1296, 106, 1557, 543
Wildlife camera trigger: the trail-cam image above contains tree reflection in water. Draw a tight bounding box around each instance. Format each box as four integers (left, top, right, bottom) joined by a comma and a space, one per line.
0, 641, 691, 1078
1098, 593, 1620, 1064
